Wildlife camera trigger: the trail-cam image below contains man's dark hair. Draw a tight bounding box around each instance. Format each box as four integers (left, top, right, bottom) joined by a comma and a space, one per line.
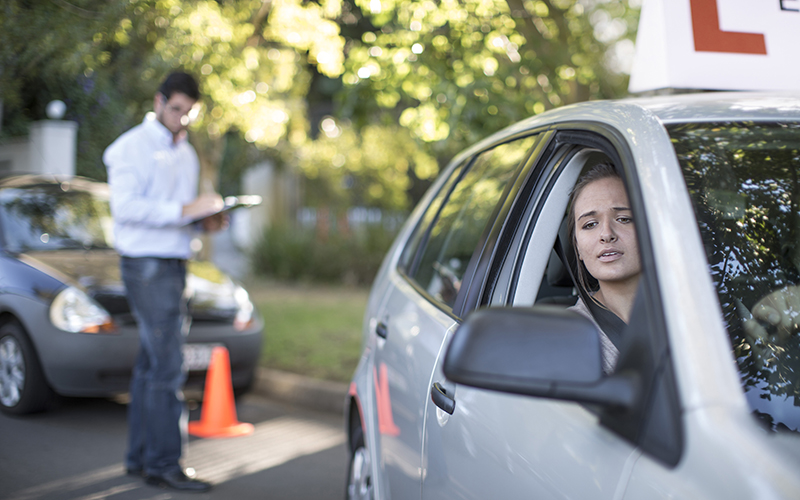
158, 71, 200, 101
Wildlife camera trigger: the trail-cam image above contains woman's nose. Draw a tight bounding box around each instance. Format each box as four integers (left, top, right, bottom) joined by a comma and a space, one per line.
600, 223, 617, 243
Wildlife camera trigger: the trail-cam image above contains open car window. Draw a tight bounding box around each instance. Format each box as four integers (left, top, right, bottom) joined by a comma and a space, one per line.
511, 149, 611, 307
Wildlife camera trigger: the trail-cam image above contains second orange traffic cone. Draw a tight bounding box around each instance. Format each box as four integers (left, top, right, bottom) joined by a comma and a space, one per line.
188, 346, 254, 438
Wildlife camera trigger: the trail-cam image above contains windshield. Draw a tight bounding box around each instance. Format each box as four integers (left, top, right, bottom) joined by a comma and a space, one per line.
0, 186, 114, 253
670, 121, 800, 433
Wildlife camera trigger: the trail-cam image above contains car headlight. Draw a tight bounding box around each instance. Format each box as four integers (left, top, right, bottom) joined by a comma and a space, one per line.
50, 286, 117, 334
233, 285, 255, 331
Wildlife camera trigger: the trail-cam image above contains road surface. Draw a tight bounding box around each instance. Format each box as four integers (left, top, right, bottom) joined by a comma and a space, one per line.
0, 393, 348, 500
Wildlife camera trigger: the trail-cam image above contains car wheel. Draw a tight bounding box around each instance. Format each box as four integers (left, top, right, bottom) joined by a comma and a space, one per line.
0, 321, 52, 414
346, 425, 373, 500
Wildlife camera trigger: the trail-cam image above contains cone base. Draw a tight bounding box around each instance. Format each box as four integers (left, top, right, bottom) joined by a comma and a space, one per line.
188, 421, 255, 438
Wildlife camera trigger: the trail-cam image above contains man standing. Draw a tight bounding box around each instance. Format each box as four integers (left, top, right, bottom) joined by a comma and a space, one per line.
104, 72, 222, 492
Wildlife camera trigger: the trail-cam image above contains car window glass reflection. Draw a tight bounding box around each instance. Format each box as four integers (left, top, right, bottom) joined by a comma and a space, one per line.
0, 187, 113, 253
399, 160, 467, 273
411, 136, 537, 310
672, 121, 800, 433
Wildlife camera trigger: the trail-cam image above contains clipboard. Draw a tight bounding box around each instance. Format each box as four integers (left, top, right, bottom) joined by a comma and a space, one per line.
184, 194, 262, 226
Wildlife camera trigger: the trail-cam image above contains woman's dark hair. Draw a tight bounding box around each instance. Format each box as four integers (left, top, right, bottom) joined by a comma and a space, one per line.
158, 71, 200, 101
566, 162, 623, 295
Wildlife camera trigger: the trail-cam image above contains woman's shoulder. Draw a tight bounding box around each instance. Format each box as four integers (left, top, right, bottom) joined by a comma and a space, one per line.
567, 296, 620, 374
568, 296, 592, 319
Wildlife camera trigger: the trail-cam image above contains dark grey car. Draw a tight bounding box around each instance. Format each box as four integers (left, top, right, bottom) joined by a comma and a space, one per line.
0, 175, 263, 414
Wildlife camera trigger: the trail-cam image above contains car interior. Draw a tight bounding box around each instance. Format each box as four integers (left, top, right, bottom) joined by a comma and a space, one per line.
534, 218, 581, 307
513, 148, 614, 308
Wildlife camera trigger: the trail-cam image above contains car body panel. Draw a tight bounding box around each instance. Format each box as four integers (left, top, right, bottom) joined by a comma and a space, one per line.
624, 407, 800, 499
422, 358, 638, 499
0, 262, 263, 397
347, 149, 476, 499
372, 271, 456, 499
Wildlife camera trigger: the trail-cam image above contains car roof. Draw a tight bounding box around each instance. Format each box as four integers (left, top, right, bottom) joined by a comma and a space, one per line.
620, 91, 800, 124
520, 91, 800, 129
0, 175, 109, 197
455, 91, 800, 165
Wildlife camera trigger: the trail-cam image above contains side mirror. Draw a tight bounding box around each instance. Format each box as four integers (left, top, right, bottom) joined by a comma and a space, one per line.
443, 307, 639, 409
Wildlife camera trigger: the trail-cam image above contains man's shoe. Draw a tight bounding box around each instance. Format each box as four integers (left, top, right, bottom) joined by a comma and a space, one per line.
126, 467, 146, 478
145, 469, 211, 492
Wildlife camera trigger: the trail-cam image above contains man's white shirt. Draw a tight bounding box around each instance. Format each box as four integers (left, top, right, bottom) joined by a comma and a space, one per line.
104, 115, 198, 259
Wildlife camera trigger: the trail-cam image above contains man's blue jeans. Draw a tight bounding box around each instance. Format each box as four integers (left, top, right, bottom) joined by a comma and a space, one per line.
121, 257, 189, 476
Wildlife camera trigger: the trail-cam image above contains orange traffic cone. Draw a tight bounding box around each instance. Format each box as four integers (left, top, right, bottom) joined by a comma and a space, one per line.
188, 346, 254, 438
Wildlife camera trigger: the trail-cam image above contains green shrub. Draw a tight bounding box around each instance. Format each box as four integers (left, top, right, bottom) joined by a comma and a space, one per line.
251, 223, 399, 285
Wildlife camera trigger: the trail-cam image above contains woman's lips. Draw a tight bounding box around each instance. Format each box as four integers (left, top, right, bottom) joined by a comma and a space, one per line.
598, 249, 622, 262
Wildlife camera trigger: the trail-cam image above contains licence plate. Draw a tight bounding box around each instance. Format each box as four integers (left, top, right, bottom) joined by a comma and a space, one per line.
183, 343, 223, 371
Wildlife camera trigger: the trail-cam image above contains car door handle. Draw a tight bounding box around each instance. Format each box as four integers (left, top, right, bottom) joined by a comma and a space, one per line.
431, 382, 455, 415
375, 321, 388, 339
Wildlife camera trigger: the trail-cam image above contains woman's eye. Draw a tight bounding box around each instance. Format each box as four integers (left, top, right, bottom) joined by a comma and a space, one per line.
617, 216, 633, 224
582, 221, 597, 230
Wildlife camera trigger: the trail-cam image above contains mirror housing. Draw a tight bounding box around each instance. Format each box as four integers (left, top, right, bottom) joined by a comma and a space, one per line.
443, 306, 639, 409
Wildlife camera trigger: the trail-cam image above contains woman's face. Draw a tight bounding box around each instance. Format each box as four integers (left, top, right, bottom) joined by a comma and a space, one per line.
573, 177, 641, 287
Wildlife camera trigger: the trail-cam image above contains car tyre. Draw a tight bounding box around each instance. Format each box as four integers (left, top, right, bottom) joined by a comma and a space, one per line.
346, 424, 373, 500
0, 321, 52, 414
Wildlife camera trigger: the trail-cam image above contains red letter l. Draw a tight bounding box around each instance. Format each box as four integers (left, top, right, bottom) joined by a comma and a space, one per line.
690, 0, 767, 54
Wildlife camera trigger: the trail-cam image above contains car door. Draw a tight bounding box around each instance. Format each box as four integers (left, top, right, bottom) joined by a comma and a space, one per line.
371, 133, 542, 499
422, 127, 683, 499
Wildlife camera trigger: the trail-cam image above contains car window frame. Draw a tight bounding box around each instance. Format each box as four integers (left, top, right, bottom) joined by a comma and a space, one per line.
397, 129, 550, 319
473, 123, 685, 466
451, 128, 556, 317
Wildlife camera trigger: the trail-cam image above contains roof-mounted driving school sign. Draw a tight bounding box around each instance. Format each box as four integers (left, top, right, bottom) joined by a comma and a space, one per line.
629, 0, 800, 92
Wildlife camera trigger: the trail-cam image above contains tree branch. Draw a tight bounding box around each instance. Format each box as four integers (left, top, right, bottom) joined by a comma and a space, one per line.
247, 0, 273, 46
49, 0, 101, 19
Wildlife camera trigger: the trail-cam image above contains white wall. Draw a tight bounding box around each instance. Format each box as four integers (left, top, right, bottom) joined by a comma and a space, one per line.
0, 137, 30, 176
28, 120, 77, 176
0, 119, 77, 177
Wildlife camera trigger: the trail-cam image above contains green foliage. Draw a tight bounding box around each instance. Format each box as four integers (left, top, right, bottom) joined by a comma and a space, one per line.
298, 121, 437, 211
0, 1, 153, 180
339, 0, 640, 164
0, 0, 345, 180
247, 282, 367, 382
1, 0, 641, 211
251, 222, 398, 285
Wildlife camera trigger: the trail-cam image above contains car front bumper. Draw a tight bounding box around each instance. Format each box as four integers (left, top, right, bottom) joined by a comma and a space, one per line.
9, 294, 263, 397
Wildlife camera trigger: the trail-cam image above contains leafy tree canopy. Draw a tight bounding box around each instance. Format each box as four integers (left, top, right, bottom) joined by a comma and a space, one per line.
0, 0, 639, 210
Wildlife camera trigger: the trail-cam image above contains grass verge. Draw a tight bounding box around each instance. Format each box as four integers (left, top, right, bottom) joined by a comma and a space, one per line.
244, 280, 369, 383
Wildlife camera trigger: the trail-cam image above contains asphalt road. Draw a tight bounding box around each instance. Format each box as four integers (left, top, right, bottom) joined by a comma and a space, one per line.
0, 393, 348, 500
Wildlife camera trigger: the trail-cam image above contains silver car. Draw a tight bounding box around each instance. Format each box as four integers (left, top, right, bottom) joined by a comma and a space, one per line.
346, 93, 800, 499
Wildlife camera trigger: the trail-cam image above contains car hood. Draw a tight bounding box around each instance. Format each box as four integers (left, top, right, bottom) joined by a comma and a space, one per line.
19, 250, 240, 320
18, 250, 128, 313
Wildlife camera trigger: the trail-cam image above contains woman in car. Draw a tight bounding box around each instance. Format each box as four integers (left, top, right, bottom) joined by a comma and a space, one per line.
566, 163, 641, 373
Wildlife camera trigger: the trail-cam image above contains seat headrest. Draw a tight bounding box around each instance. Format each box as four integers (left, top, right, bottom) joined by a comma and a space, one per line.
547, 217, 575, 287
